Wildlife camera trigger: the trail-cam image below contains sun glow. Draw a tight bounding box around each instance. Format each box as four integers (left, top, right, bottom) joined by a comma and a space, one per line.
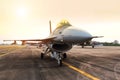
16, 6, 28, 17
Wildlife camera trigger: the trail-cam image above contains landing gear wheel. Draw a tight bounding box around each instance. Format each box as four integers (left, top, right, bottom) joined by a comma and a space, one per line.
41, 53, 44, 59
58, 59, 62, 66
92, 45, 94, 48
63, 53, 67, 59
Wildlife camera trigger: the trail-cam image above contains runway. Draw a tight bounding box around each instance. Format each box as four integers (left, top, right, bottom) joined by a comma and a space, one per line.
0, 45, 120, 80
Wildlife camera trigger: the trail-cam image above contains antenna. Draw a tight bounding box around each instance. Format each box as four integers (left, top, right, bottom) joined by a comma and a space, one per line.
49, 20, 52, 34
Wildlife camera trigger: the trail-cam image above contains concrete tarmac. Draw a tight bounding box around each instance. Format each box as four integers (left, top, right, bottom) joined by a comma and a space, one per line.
0, 45, 120, 80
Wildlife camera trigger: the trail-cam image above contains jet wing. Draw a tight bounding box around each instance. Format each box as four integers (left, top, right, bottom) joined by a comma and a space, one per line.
3, 37, 56, 45
4, 37, 56, 41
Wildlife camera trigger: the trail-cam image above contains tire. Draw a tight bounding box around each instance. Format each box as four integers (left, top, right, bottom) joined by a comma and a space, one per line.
82, 45, 84, 48
41, 53, 44, 59
63, 53, 67, 59
58, 59, 62, 66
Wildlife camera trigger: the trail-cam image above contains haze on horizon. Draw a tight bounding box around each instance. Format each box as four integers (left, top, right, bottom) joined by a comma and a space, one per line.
0, 0, 120, 44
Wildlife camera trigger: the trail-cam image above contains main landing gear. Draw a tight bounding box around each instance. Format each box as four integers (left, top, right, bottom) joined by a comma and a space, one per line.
40, 49, 67, 66
82, 45, 84, 48
40, 47, 49, 59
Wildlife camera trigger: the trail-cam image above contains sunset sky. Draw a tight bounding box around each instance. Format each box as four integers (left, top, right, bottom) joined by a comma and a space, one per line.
0, 0, 120, 43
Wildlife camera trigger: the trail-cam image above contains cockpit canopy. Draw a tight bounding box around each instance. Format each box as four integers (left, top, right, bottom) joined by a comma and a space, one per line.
56, 19, 72, 29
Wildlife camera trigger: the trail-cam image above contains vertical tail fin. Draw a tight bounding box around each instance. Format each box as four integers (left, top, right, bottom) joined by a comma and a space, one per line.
49, 20, 52, 34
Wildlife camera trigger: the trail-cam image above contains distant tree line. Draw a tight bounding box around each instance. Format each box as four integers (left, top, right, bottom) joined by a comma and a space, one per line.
101, 42, 120, 46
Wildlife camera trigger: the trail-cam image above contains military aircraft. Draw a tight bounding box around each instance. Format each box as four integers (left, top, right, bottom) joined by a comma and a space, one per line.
4, 20, 103, 66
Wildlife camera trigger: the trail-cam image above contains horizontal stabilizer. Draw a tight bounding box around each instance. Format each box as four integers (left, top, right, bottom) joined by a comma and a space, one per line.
92, 36, 104, 38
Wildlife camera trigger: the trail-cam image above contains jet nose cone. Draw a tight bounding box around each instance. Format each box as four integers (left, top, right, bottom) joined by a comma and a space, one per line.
63, 27, 92, 37
62, 26, 92, 43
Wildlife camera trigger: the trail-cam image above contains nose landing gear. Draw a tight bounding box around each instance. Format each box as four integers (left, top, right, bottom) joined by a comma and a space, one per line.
58, 58, 62, 66
57, 53, 67, 66
40, 47, 68, 67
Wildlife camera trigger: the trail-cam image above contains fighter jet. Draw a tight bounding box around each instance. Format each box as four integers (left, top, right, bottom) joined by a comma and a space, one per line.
4, 20, 103, 66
